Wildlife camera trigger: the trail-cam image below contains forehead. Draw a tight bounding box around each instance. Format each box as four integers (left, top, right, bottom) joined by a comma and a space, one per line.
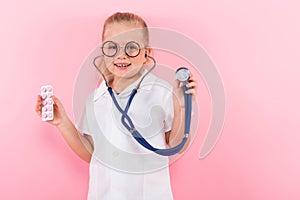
103, 23, 146, 43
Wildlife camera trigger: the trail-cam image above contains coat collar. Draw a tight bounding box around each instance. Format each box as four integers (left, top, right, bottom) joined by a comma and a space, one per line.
93, 70, 156, 102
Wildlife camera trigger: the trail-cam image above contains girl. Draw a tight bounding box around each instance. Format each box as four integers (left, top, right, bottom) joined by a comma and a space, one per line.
35, 12, 197, 200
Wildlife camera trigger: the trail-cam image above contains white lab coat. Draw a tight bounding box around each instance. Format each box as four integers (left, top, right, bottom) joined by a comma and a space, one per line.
77, 71, 174, 200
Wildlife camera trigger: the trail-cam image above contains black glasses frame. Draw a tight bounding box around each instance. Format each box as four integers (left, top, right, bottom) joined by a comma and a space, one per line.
101, 41, 142, 58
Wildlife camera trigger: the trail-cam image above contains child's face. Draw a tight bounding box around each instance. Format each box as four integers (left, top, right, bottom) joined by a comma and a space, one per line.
102, 23, 148, 81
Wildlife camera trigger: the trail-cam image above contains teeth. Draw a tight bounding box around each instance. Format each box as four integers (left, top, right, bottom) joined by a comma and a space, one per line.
115, 63, 130, 67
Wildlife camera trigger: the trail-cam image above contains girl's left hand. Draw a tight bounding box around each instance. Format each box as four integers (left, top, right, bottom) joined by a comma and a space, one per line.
172, 75, 198, 108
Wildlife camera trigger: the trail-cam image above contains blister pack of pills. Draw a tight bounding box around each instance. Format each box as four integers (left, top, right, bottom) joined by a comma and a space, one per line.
40, 85, 54, 121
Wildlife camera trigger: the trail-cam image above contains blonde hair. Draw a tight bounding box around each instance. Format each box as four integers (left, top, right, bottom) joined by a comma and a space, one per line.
102, 12, 149, 45
99, 12, 150, 86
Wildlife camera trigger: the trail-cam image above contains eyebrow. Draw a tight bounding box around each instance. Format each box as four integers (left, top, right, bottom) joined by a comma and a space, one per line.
103, 40, 145, 46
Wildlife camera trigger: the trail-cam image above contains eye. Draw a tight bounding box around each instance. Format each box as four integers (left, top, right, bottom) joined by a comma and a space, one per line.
102, 41, 118, 57
126, 43, 139, 52
107, 45, 117, 50
127, 45, 138, 51
103, 41, 117, 49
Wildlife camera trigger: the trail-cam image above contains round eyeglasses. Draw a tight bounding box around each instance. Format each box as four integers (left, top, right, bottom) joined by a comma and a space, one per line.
101, 41, 142, 58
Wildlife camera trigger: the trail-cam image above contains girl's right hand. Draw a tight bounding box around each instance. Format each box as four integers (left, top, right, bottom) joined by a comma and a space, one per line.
35, 95, 69, 127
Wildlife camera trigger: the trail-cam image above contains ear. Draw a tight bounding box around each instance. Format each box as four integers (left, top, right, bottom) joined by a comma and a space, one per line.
144, 48, 152, 59
143, 48, 152, 65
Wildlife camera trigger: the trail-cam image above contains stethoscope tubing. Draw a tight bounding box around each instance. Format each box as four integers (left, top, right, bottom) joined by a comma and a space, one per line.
93, 55, 192, 156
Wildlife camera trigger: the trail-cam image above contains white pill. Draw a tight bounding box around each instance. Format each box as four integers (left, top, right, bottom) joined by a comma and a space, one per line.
47, 113, 53, 118
42, 113, 47, 118
42, 87, 47, 93
47, 99, 53, 105
42, 94, 47, 99
47, 106, 52, 111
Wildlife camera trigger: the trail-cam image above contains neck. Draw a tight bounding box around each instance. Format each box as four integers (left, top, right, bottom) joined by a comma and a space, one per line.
111, 73, 143, 94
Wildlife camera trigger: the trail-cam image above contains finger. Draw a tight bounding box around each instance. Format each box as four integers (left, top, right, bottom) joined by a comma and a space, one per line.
189, 77, 197, 84
173, 79, 180, 88
188, 76, 197, 83
185, 88, 197, 95
35, 104, 42, 116
37, 110, 42, 117
35, 98, 41, 107
35, 106, 40, 113
52, 96, 66, 114
186, 82, 197, 88
36, 102, 42, 110
185, 89, 197, 102
52, 96, 62, 107
37, 95, 42, 102
35, 101, 42, 113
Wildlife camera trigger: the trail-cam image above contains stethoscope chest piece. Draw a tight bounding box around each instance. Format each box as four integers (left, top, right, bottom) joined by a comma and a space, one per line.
176, 67, 191, 82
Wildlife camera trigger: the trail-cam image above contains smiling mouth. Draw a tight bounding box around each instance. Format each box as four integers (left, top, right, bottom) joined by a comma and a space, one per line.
114, 63, 131, 69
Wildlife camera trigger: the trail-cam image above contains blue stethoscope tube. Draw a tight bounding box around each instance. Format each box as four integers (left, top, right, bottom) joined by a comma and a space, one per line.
93, 56, 192, 156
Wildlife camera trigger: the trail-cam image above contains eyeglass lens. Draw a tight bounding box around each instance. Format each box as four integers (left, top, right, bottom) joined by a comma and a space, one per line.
102, 41, 141, 58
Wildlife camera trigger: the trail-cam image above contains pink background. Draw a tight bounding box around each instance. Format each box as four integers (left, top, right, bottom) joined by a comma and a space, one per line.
1, 0, 299, 199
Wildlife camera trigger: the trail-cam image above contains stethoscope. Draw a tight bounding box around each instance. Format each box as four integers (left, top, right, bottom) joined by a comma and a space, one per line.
93, 41, 192, 156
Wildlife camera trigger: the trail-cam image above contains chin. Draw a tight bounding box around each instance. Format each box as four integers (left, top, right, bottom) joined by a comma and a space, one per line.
112, 65, 143, 76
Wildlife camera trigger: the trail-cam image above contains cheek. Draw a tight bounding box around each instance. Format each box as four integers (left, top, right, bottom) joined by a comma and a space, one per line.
131, 60, 144, 68
131, 54, 146, 66
104, 57, 114, 67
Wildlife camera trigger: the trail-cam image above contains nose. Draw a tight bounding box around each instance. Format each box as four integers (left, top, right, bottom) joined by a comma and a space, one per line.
116, 47, 127, 59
